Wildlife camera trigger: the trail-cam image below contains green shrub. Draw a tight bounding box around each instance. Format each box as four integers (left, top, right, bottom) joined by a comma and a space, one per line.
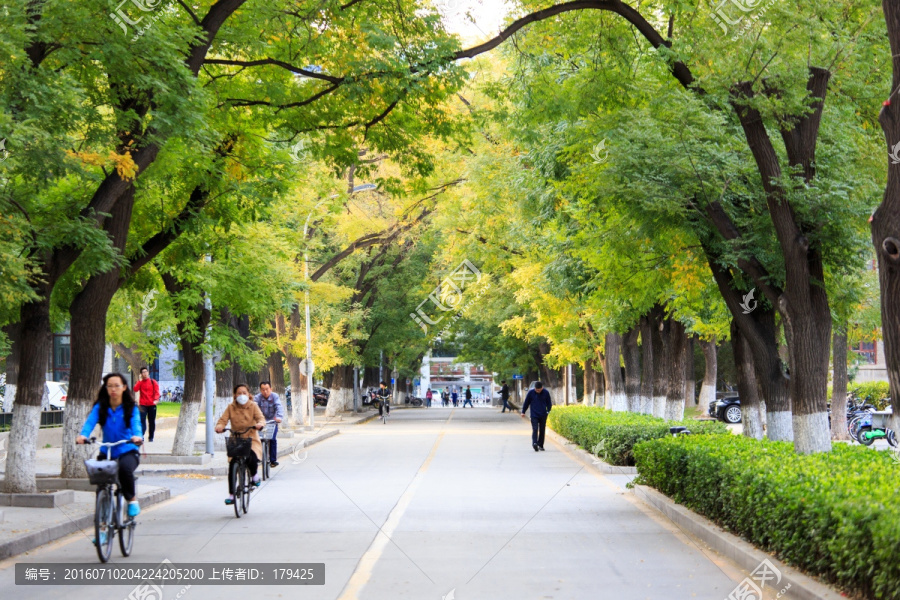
547, 405, 727, 466
634, 435, 900, 599
829, 381, 891, 410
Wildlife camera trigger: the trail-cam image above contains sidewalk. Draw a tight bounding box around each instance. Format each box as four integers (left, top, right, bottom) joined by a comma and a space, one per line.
0, 408, 377, 560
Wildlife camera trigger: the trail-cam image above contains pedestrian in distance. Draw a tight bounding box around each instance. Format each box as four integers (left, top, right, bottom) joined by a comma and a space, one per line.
425, 388, 433, 408
442, 390, 449, 407
500, 380, 511, 413
254, 381, 284, 467
133, 367, 160, 442
463, 386, 473, 407
451, 390, 459, 407
215, 383, 266, 505
521, 381, 552, 451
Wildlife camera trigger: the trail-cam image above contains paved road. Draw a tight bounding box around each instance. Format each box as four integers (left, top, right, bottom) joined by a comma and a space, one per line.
0, 407, 755, 600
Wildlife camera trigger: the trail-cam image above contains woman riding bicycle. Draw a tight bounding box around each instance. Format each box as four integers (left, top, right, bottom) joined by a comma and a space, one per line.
215, 383, 266, 505
76, 373, 143, 518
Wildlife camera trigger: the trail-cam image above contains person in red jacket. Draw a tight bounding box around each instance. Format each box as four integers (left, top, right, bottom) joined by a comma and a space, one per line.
134, 367, 161, 442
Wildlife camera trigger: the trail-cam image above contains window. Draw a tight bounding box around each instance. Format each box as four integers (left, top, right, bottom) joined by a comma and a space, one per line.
51, 334, 71, 382
852, 341, 877, 365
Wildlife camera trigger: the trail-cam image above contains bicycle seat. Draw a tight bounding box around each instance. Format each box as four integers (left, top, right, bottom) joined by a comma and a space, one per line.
669, 426, 689, 435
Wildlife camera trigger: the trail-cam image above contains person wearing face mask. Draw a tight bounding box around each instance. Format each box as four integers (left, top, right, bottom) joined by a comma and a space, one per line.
215, 383, 266, 505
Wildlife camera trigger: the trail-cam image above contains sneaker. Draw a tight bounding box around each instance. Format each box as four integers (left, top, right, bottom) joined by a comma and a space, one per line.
533, 443, 539, 452
224, 496, 235, 505
127, 501, 140, 517
539, 446, 545, 451
270, 461, 279, 467
252, 474, 261, 487
92, 532, 108, 546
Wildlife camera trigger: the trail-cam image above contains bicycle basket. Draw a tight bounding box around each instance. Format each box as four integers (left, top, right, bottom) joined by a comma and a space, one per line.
226, 435, 253, 458
261, 422, 277, 440
85, 459, 119, 485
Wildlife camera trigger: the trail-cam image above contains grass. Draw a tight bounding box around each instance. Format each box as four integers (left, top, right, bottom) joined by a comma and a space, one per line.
156, 402, 206, 422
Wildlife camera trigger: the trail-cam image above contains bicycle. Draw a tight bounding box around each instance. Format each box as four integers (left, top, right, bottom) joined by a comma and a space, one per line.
378, 397, 390, 424
259, 420, 277, 481
83, 438, 140, 563
223, 426, 258, 518
857, 411, 898, 447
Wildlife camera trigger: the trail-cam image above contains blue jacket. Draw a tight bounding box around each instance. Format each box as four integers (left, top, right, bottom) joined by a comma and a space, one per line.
254, 392, 285, 421
522, 389, 553, 418
80, 403, 143, 459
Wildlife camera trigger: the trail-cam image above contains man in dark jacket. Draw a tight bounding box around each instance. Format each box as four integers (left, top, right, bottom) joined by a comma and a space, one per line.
500, 380, 511, 413
521, 381, 552, 451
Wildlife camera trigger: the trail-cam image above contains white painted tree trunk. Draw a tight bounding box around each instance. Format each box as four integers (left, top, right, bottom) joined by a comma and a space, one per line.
742, 401, 765, 440
793, 412, 831, 454
212, 396, 231, 451
664, 399, 684, 421
61, 398, 93, 477
651, 396, 667, 419
698, 384, 717, 411
325, 387, 353, 418
608, 393, 628, 412
767, 410, 794, 442
2, 404, 40, 492
171, 401, 201, 456
2, 384, 15, 413
639, 396, 652, 414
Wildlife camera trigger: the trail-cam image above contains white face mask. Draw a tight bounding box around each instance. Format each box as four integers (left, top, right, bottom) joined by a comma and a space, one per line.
236, 394, 249, 405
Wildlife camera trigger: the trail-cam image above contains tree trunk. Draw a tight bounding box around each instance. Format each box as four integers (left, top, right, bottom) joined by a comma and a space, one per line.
664, 320, 687, 421
649, 306, 668, 418
325, 365, 353, 417
538, 343, 564, 404
212, 354, 234, 452
623, 324, 641, 412
876, 1, 900, 438
732, 320, 765, 439
267, 351, 286, 395
639, 315, 653, 414
584, 357, 602, 405
603, 332, 627, 411
685, 335, 696, 406
699, 336, 718, 412
2, 295, 51, 492
831, 325, 850, 441
2, 321, 22, 412
277, 310, 308, 428
111, 342, 146, 378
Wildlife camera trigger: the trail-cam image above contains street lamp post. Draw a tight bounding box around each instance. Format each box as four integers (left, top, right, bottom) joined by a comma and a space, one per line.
302, 184, 376, 429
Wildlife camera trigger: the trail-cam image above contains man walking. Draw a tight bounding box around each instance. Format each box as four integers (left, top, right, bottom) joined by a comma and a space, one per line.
521, 381, 552, 451
134, 367, 160, 442
463, 386, 474, 407
255, 381, 284, 467
500, 380, 511, 413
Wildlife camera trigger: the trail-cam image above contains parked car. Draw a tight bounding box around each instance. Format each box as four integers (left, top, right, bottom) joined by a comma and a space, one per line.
46, 382, 67, 410
708, 395, 741, 424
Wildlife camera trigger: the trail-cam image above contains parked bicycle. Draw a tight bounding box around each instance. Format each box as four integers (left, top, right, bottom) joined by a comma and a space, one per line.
83, 438, 139, 563
259, 420, 277, 481
857, 410, 898, 447
223, 426, 257, 518
408, 396, 424, 407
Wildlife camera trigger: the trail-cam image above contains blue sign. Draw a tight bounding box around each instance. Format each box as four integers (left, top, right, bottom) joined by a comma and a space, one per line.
512, 374, 524, 380
391, 378, 395, 385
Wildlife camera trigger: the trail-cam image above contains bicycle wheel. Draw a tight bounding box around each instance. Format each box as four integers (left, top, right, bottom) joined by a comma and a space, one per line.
117, 492, 135, 557
241, 465, 252, 514
261, 442, 269, 481
231, 461, 242, 518
858, 426, 876, 446
94, 488, 115, 563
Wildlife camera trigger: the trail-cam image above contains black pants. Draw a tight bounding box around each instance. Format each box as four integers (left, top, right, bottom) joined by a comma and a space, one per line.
378, 400, 390, 416
531, 416, 547, 448
228, 453, 259, 494
268, 424, 278, 462
103, 450, 139, 501
139, 405, 157, 440
501, 398, 510, 412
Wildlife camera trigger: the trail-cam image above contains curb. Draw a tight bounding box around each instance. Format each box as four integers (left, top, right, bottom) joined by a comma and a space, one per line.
0, 487, 170, 561
632, 485, 843, 600
545, 428, 638, 474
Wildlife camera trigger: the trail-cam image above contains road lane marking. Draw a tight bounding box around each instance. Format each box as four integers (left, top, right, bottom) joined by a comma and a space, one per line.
336, 431, 445, 599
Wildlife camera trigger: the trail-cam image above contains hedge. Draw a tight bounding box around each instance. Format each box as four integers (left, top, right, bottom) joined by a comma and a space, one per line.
633, 435, 900, 599
828, 381, 891, 410
547, 405, 728, 466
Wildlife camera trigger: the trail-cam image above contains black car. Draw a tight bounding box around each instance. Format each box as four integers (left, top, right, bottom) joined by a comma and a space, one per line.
708, 396, 742, 424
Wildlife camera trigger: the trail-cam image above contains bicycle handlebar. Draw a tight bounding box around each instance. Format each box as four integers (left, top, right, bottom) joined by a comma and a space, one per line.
84, 437, 139, 448
223, 426, 257, 434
